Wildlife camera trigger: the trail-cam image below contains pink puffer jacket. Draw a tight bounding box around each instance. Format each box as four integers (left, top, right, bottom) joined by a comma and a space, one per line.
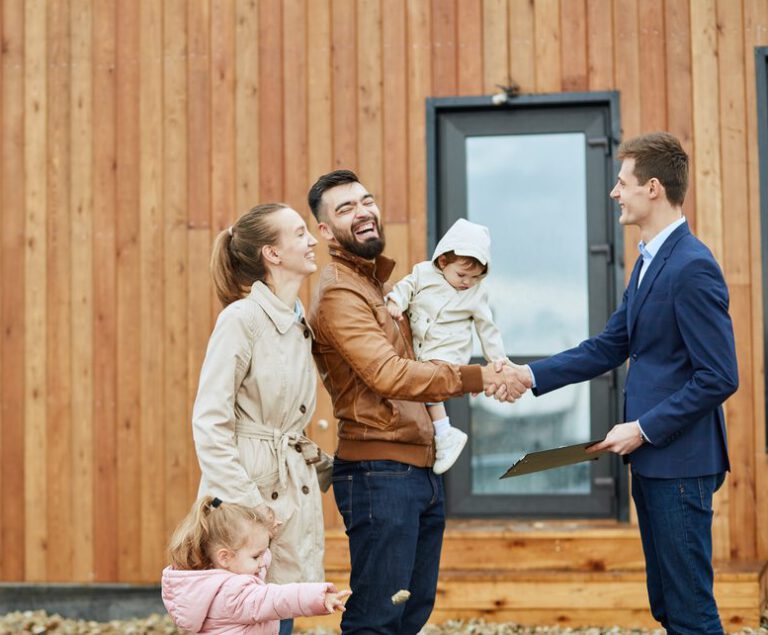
161, 563, 335, 634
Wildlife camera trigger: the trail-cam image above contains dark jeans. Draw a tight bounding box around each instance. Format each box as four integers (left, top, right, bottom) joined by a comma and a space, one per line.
278, 618, 293, 635
632, 471, 726, 635
332, 459, 446, 635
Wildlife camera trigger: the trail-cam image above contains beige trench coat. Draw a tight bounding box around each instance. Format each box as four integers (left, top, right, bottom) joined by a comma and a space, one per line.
192, 281, 324, 584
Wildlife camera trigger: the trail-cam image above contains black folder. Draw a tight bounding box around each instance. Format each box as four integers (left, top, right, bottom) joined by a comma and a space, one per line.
499, 440, 607, 479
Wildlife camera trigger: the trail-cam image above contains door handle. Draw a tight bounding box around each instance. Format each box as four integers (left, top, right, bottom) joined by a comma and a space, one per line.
589, 243, 613, 264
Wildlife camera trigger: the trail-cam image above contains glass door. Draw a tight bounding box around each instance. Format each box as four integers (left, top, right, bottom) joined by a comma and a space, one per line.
430, 96, 624, 518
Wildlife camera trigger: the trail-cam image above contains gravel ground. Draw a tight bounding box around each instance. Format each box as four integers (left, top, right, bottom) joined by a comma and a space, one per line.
0, 611, 766, 634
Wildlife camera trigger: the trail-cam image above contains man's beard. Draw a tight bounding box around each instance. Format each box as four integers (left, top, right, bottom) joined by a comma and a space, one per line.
333, 220, 386, 259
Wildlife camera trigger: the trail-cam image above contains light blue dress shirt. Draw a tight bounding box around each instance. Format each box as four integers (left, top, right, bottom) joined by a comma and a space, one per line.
637, 216, 686, 287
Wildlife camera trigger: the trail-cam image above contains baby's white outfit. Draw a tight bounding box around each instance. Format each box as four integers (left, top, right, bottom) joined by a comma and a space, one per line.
387, 218, 506, 365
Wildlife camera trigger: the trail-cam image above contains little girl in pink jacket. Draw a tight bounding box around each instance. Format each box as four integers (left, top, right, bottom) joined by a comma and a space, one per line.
161, 496, 350, 634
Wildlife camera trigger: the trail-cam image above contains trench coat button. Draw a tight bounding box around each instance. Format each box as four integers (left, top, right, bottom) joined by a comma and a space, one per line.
304, 329, 310, 338
271, 491, 279, 500
295, 444, 303, 453
299, 404, 307, 414
301, 485, 310, 494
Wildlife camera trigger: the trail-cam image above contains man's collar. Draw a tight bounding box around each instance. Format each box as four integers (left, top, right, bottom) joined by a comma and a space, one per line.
638, 216, 686, 259
328, 246, 396, 283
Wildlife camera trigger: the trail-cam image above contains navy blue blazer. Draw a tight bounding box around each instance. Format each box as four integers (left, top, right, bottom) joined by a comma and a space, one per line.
530, 223, 738, 478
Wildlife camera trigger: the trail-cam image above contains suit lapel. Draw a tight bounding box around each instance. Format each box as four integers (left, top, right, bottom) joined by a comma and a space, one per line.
628, 223, 690, 338
626, 256, 643, 335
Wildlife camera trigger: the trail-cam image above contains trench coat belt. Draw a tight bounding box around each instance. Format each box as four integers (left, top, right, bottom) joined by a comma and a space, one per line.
234, 421, 321, 490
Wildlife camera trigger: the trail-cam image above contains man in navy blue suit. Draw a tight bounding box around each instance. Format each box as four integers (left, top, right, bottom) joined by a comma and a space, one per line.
523, 132, 738, 634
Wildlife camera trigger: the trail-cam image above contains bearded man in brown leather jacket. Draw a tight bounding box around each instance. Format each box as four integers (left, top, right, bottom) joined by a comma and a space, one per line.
307, 170, 530, 635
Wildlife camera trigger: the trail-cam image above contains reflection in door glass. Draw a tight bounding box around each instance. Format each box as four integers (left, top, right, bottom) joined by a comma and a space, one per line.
465, 133, 591, 495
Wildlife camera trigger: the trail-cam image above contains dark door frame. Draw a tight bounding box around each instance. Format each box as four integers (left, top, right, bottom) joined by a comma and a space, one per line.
756, 46, 768, 452
426, 91, 630, 520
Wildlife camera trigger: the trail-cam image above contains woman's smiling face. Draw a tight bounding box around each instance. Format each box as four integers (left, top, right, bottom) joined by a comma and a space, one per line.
270, 207, 318, 278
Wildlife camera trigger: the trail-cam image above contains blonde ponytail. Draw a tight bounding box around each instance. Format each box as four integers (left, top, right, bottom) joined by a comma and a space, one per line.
210, 203, 288, 307
167, 496, 270, 570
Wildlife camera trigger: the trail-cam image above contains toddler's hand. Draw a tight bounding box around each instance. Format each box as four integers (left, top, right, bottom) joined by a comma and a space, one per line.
386, 300, 403, 321
324, 589, 352, 613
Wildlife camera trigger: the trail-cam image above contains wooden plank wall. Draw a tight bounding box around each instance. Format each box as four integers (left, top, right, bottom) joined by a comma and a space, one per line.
0, 0, 767, 584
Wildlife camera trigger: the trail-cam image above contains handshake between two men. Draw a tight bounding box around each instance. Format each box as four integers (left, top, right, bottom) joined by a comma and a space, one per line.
479, 360, 532, 403
478, 360, 645, 458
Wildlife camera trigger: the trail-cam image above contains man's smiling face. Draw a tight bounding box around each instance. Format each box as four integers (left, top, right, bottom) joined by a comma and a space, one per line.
317, 181, 386, 259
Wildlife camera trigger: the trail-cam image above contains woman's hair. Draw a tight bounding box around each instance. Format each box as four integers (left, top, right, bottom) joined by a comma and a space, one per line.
167, 496, 270, 570
436, 251, 487, 274
210, 203, 289, 306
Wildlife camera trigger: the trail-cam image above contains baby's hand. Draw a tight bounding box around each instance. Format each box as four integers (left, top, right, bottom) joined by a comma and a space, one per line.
386, 300, 403, 321
324, 589, 352, 613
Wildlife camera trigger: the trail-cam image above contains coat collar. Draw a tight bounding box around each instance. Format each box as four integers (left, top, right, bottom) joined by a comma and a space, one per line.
328, 246, 396, 284
249, 281, 308, 335
627, 221, 690, 336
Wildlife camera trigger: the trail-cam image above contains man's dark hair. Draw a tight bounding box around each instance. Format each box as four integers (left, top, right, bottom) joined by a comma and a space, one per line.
308, 169, 360, 221
617, 132, 689, 207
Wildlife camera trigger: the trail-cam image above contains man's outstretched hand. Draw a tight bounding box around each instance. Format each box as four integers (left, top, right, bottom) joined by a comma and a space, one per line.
481, 360, 533, 402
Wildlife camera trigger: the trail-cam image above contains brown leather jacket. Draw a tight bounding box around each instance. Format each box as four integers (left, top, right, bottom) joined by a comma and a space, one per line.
308, 247, 484, 467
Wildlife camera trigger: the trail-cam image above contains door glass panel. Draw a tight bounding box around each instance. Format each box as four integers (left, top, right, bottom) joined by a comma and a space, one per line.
465, 133, 591, 495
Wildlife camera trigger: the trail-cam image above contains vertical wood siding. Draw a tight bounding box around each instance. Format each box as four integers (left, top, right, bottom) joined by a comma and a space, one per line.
0, 0, 766, 582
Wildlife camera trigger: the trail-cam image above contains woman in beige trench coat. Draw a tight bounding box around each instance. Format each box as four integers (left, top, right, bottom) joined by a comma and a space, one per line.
191, 203, 329, 635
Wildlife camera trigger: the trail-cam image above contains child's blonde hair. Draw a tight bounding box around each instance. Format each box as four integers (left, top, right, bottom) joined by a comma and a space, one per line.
167, 496, 270, 570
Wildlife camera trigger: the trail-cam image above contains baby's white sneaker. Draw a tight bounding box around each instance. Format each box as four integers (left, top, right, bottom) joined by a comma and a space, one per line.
433, 427, 468, 474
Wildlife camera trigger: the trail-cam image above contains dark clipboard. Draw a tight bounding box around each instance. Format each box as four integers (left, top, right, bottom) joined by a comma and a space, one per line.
499, 440, 607, 479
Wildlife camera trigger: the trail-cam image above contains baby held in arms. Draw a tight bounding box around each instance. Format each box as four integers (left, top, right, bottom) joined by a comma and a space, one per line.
386, 219, 509, 474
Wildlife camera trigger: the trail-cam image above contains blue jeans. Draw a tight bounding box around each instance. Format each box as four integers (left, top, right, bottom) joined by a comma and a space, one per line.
332, 459, 446, 635
632, 471, 726, 635
278, 618, 293, 634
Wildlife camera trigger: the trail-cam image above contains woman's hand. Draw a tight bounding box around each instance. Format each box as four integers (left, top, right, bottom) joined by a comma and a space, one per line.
254, 503, 282, 536
324, 589, 352, 613
386, 300, 403, 321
